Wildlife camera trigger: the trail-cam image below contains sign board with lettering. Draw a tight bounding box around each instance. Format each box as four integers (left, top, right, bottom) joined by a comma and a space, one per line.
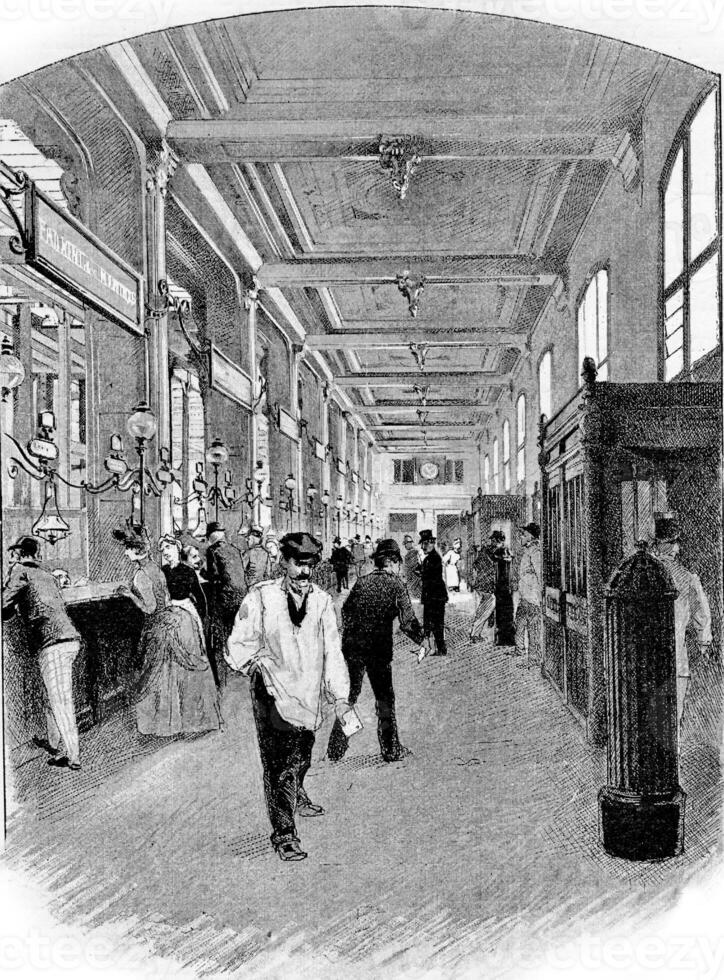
277, 405, 299, 442
210, 346, 252, 408
25, 186, 142, 332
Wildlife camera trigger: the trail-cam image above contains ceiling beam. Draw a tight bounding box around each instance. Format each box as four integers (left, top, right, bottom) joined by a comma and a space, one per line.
334, 373, 494, 387
367, 422, 480, 430
257, 256, 559, 288
304, 331, 525, 349
168, 118, 622, 163
354, 406, 489, 416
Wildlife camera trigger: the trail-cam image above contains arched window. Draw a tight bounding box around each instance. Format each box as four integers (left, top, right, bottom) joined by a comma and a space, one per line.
538, 350, 552, 421
171, 368, 205, 533
484, 454, 490, 495
516, 393, 526, 484
502, 419, 511, 492
577, 268, 609, 380
492, 437, 499, 494
661, 87, 721, 380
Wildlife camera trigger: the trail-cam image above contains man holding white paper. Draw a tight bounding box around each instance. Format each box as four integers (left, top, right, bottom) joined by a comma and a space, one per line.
226, 531, 358, 862
327, 538, 429, 764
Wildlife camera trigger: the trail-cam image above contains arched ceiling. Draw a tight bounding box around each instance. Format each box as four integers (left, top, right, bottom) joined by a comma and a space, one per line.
26, 8, 688, 452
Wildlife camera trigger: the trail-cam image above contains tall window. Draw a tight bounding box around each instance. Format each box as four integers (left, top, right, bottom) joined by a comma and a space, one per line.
538, 350, 552, 420
577, 268, 609, 380
502, 420, 511, 492
444, 459, 464, 483
662, 87, 721, 380
393, 458, 415, 484
492, 437, 499, 494
484, 454, 490, 494
516, 393, 526, 485
171, 368, 205, 533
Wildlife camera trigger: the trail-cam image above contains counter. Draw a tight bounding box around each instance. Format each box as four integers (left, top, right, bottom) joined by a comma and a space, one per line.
4, 583, 144, 755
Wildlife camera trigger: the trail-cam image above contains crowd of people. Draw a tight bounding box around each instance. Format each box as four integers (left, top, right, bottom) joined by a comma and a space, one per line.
3, 513, 711, 862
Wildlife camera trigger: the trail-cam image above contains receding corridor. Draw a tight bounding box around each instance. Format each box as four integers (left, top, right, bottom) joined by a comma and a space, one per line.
6, 599, 721, 978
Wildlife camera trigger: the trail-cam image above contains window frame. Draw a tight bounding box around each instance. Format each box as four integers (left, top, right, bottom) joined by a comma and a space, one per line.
576, 264, 610, 380
516, 392, 526, 487
659, 84, 722, 380
502, 419, 511, 493
538, 348, 553, 422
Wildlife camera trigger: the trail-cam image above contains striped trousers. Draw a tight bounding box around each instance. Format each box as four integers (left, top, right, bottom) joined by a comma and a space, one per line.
39, 640, 81, 765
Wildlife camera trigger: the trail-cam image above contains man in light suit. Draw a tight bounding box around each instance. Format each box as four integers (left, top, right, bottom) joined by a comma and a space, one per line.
226, 532, 353, 862
653, 514, 712, 727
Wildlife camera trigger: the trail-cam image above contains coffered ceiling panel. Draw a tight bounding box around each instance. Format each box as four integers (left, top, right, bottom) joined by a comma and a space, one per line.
280, 159, 541, 255
331, 283, 505, 323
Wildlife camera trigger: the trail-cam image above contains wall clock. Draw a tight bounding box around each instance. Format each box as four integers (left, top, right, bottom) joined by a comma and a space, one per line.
419, 461, 439, 480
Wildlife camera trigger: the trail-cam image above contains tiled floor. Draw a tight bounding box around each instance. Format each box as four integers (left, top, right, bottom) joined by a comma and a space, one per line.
4, 598, 721, 978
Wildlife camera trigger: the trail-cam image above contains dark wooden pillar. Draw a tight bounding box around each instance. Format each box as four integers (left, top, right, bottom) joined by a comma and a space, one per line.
598, 542, 684, 860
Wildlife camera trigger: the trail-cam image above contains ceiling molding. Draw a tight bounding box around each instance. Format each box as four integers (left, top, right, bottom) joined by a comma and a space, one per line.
304, 331, 526, 350
106, 41, 173, 132
181, 26, 230, 114
334, 373, 495, 387
168, 117, 623, 163
257, 256, 559, 288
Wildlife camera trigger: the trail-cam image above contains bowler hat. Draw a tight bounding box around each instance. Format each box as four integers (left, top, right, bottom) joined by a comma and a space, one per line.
205, 521, 225, 538
489, 530, 506, 542
280, 531, 323, 563
520, 522, 541, 539
248, 524, 263, 538
419, 529, 435, 543
8, 535, 40, 557
403, 534, 414, 544
372, 538, 402, 561
654, 513, 681, 543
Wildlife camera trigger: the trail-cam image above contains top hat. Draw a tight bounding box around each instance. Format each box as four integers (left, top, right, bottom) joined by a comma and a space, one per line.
372, 538, 402, 561
519, 522, 541, 540
332, 536, 341, 545
205, 521, 225, 538
654, 513, 681, 543
280, 531, 323, 563
419, 529, 435, 543
8, 535, 40, 557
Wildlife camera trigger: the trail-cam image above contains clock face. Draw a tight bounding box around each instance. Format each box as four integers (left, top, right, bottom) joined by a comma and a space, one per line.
419, 462, 439, 480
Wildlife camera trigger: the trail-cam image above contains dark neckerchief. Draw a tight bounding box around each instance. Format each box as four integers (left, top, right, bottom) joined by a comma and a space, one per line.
286, 587, 310, 627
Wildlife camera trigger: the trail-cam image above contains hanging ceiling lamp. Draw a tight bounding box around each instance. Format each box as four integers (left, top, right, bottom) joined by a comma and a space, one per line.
32, 480, 70, 546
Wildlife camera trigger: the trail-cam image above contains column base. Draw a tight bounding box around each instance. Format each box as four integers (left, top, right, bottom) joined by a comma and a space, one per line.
598, 786, 685, 861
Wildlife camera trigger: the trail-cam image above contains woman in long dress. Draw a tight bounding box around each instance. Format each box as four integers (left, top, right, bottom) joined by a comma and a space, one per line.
443, 538, 463, 592
114, 527, 222, 736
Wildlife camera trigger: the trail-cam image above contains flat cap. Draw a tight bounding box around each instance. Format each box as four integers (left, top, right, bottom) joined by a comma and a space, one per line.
280, 531, 323, 562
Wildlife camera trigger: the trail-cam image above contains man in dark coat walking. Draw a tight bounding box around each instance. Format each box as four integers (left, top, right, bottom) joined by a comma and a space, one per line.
330, 536, 352, 593
419, 529, 448, 656
205, 521, 247, 687
327, 538, 429, 763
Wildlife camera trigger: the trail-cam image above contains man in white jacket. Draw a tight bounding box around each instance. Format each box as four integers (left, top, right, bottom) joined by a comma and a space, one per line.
653, 515, 712, 728
226, 531, 353, 862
